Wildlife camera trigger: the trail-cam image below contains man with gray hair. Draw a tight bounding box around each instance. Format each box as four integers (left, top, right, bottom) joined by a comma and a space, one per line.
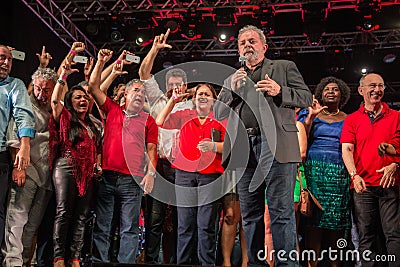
90, 49, 158, 264
215, 25, 312, 266
2, 67, 58, 267
0, 44, 35, 266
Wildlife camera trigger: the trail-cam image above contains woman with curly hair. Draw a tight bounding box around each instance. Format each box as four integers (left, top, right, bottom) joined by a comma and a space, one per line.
298, 76, 351, 267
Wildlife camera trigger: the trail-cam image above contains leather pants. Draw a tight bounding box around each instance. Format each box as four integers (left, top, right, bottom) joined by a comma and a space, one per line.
52, 158, 93, 260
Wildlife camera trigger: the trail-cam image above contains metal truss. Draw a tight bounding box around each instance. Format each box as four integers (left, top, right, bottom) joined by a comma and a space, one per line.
36, 0, 400, 21
20, 0, 98, 57
20, 0, 400, 58
98, 28, 400, 56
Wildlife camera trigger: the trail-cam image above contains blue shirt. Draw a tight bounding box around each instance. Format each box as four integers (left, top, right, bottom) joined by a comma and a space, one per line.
0, 76, 35, 151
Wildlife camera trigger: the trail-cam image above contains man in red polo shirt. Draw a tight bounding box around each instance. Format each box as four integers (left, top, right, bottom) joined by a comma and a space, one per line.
88, 49, 158, 263
341, 73, 400, 266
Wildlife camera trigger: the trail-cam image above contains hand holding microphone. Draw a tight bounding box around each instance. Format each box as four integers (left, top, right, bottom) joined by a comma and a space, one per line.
230, 56, 247, 91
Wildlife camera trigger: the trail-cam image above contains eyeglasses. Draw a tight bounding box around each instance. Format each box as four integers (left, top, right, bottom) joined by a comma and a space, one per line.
362, 83, 385, 90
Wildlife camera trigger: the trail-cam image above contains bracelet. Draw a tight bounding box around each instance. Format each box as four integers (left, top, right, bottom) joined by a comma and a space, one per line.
69, 49, 77, 56
147, 170, 157, 178
61, 74, 68, 80
171, 94, 179, 101
57, 79, 66, 86
350, 170, 357, 180
116, 59, 122, 64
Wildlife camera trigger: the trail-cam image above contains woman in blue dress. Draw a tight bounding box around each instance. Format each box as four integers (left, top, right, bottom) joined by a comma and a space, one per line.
298, 76, 351, 267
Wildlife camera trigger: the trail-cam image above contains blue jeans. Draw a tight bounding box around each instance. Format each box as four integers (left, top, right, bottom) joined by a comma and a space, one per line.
175, 170, 220, 265
237, 160, 298, 267
352, 187, 400, 267
93, 171, 143, 263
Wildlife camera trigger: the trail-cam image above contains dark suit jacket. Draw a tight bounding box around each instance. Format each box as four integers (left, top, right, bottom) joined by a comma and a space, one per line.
214, 58, 312, 171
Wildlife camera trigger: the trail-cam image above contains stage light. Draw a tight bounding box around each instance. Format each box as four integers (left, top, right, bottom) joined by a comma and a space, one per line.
214, 7, 236, 26
302, 2, 327, 46
165, 19, 180, 34
134, 29, 153, 47
383, 54, 396, 64
85, 21, 99, 36
255, 4, 275, 36
356, 0, 381, 32
219, 34, 227, 43
361, 68, 368, 74
181, 8, 202, 41
136, 36, 144, 45
111, 30, 123, 42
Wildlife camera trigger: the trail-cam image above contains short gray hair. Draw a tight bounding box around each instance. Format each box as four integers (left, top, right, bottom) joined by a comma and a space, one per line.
238, 25, 267, 44
31, 68, 58, 84
359, 73, 383, 86
78, 80, 89, 87
125, 79, 144, 91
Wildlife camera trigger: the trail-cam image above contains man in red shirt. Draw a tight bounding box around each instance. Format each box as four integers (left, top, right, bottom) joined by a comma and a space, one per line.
88, 49, 158, 263
341, 73, 400, 266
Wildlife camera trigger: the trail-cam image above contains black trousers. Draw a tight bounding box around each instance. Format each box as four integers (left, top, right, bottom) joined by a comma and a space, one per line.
52, 157, 94, 260
145, 158, 177, 263
353, 187, 400, 267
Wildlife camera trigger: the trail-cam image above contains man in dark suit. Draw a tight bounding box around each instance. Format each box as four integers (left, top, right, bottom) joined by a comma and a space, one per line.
214, 25, 312, 266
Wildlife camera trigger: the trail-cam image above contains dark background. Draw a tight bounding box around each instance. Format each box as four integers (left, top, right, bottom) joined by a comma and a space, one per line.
2, 1, 400, 113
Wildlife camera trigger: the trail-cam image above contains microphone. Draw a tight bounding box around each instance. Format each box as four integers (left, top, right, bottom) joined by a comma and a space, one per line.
239, 56, 247, 87
239, 56, 246, 68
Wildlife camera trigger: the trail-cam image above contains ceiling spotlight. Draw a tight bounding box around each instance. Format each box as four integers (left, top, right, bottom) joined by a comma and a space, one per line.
214, 7, 236, 26
187, 29, 195, 39
163, 61, 173, 69
357, 0, 381, 32
165, 19, 180, 34
383, 54, 396, 64
361, 68, 368, 74
110, 30, 123, 42
85, 21, 99, 36
219, 34, 227, 43
363, 19, 373, 30
302, 3, 327, 46
134, 29, 153, 47
135, 36, 144, 45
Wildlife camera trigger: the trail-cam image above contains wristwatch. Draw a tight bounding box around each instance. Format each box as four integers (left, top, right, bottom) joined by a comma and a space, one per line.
147, 170, 157, 178
350, 170, 357, 180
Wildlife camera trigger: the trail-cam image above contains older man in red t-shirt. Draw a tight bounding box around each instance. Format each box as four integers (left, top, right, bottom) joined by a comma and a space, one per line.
88, 49, 158, 263
341, 73, 400, 266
